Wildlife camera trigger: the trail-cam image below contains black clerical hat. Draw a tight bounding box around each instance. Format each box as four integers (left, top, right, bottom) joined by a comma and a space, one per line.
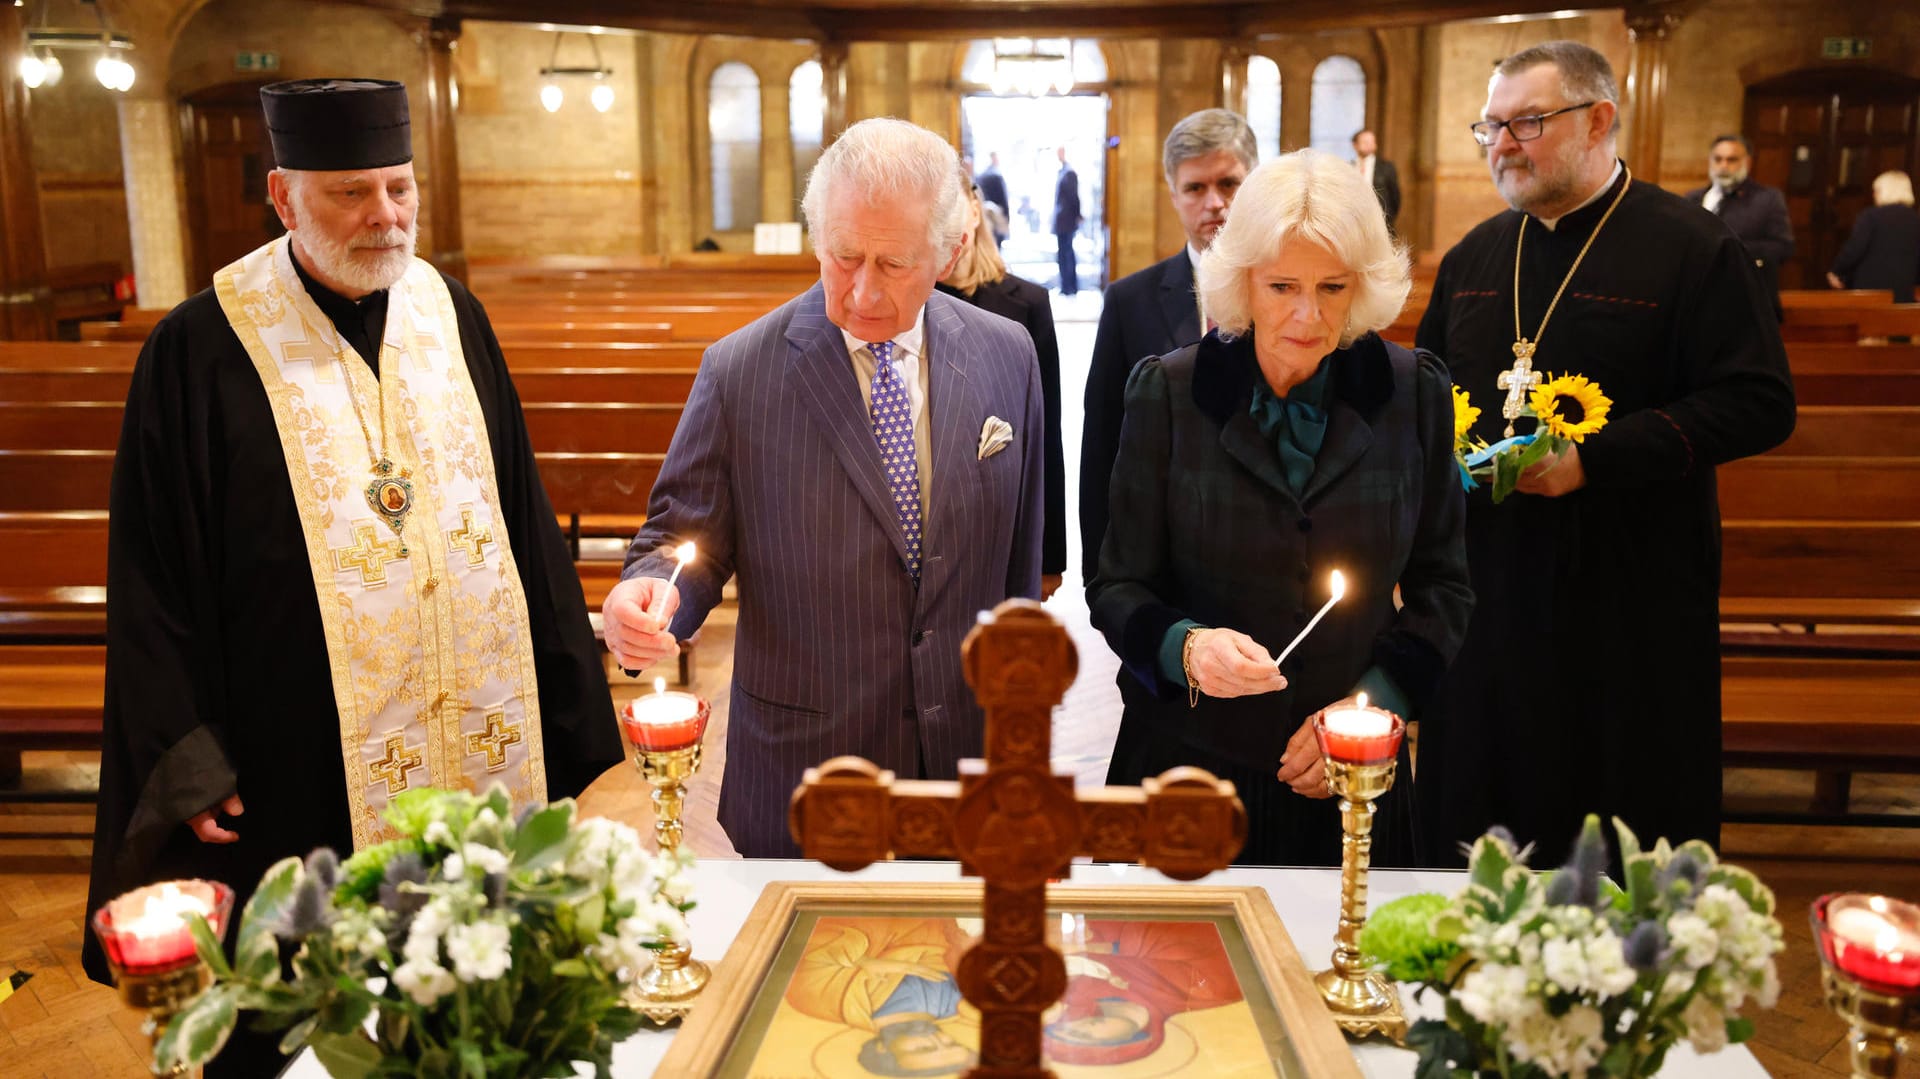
260, 79, 412, 171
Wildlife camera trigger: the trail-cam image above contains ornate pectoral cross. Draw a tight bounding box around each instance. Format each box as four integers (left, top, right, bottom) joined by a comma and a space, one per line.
1497, 339, 1544, 438
790, 600, 1248, 1079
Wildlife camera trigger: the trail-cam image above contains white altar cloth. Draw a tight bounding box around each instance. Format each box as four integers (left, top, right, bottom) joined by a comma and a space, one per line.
282, 858, 1769, 1078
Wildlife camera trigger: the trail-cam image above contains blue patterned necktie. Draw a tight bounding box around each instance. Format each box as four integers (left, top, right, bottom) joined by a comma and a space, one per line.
868, 340, 922, 581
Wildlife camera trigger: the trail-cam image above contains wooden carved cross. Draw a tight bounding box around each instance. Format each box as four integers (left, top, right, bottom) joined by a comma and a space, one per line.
788, 599, 1247, 1078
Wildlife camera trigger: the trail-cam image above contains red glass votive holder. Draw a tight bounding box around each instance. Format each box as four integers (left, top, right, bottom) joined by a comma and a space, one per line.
621, 689, 711, 754
1813, 893, 1920, 991
1313, 702, 1405, 766
91, 879, 235, 976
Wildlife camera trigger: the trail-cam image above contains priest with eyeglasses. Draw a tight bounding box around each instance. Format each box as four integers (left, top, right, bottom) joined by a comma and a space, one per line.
1413, 42, 1795, 869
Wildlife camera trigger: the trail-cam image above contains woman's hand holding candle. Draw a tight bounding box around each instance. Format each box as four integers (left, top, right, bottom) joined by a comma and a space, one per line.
1186, 628, 1289, 699
1277, 711, 1331, 799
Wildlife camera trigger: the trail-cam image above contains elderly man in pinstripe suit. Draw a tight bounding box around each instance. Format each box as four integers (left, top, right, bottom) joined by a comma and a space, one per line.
603, 118, 1047, 858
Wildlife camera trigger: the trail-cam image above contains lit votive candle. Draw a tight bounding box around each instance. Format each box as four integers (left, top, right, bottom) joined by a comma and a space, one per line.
1818, 893, 1920, 989
621, 677, 711, 753
1313, 694, 1405, 765
91, 879, 234, 975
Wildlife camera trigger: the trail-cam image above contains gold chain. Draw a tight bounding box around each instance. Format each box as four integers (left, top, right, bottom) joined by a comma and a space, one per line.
1512, 166, 1634, 355
334, 337, 395, 472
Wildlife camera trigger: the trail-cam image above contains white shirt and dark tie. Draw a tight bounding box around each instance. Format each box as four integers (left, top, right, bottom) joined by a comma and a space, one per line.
842, 312, 931, 577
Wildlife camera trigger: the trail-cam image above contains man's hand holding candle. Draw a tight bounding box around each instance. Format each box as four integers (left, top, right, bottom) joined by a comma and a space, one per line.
601, 576, 682, 673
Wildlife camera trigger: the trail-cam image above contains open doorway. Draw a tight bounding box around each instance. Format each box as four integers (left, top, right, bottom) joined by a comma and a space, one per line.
960, 94, 1110, 296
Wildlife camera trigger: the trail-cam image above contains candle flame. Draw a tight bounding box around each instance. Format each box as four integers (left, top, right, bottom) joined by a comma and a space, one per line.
673, 541, 696, 564
653, 676, 666, 695
123, 883, 210, 937
1356, 691, 1368, 711
1330, 569, 1346, 600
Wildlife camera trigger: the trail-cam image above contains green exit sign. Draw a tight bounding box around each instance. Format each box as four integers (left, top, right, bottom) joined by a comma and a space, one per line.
1820, 37, 1871, 59
234, 50, 281, 73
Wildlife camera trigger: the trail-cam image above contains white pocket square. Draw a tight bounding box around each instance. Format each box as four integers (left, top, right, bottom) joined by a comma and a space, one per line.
978, 416, 1014, 460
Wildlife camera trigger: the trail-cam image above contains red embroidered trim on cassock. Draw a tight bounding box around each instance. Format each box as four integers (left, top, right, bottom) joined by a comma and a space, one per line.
1651, 408, 1694, 475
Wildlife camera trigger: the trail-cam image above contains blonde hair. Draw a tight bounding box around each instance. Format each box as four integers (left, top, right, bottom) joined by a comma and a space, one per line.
1196, 149, 1410, 345
1873, 170, 1915, 207
942, 164, 1007, 296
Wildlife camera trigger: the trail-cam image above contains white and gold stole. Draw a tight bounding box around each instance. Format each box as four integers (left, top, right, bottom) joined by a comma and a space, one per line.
216, 237, 547, 848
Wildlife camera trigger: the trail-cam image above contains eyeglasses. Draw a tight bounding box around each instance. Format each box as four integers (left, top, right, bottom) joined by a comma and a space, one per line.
1471, 102, 1596, 147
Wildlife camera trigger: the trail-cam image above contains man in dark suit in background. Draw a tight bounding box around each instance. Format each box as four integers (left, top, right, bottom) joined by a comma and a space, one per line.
602, 118, 1045, 858
1685, 134, 1793, 316
1054, 145, 1083, 295
1353, 129, 1401, 233
1079, 108, 1256, 578
975, 151, 1011, 245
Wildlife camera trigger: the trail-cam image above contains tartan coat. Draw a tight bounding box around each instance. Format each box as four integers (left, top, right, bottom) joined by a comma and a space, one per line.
1086, 330, 1472, 864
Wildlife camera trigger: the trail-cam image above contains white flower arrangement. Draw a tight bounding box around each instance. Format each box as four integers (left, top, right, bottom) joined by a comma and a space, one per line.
154, 786, 696, 1078
1361, 815, 1784, 1078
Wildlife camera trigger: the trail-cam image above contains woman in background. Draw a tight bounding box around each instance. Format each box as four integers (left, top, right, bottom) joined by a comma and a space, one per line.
1829, 170, 1919, 304
939, 168, 1067, 597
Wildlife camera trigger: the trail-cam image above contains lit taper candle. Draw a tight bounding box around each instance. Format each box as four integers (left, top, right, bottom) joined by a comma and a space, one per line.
1274, 569, 1346, 669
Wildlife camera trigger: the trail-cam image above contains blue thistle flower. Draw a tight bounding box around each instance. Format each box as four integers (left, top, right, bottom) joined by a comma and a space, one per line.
304, 848, 339, 891
377, 852, 430, 917
1623, 920, 1668, 972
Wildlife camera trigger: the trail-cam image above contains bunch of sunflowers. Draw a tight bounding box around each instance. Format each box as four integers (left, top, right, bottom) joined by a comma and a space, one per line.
1452, 374, 1611, 503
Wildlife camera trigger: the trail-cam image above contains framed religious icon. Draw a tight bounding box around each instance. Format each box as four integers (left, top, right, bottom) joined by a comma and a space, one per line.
658, 881, 1362, 1078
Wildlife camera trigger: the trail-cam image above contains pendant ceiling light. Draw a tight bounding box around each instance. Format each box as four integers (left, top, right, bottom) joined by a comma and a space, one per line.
538, 29, 614, 114
17, 0, 133, 93
990, 38, 1074, 98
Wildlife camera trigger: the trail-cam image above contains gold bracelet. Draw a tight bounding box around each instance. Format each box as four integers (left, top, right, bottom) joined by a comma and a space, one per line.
1181, 626, 1204, 709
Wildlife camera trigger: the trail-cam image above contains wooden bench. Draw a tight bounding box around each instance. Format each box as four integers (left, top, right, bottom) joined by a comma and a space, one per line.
0, 644, 108, 801
1718, 457, 1920, 520
1722, 655, 1920, 826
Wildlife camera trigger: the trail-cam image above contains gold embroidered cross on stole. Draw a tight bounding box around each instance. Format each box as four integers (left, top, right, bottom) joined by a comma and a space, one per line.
467, 712, 523, 772
370, 732, 423, 796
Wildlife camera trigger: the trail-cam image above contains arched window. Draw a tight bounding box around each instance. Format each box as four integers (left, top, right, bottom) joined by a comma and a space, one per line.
790, 60, 825, 198
1247, 55, 1281, 163
1309, 55, 1366, 161
709, 61, 762, 232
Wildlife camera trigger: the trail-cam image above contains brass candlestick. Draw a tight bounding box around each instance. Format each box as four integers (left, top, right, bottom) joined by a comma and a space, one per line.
1312, 709, 1408, 1043
90, 879, 234, 1077
1812, 894, 1920, 1078
622, 692, 713, 1023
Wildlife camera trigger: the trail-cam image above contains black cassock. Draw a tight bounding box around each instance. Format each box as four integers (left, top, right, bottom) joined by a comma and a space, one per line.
1414, 166, 1795, 867
82, 266, 623, 996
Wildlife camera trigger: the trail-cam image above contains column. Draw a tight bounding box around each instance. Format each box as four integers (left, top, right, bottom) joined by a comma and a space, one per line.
1220, 41, 1249, 116
820, 40, 848, 145
1622, 2, 1691, 184
761, 77, 793, 224
422, 18, 467, 286
0, 4, 52, 338
116, 93, 191, 311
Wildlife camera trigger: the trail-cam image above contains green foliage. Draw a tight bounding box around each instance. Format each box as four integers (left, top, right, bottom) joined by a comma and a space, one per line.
1360, 894, 1460, 983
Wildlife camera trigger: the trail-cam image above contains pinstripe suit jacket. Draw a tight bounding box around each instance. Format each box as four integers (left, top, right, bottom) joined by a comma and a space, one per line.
624, 283, 1046, 857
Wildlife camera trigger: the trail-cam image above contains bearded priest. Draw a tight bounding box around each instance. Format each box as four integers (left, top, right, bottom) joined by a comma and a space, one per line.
1414, 42, 1795, 870
83, 78, 621, 1073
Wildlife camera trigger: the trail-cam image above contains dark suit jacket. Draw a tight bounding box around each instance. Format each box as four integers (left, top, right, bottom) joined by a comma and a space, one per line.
1053, 166, 1082, 236
975, 168, 1010, 221
625, 284, 1046, 856
1684, 179, 1794, 301
938, 274, 1065, 576
1831, 202, 1920, 304
1368, 157, 1402, 231
1086, 332, 1472, 859
1079, 249, 1199, 574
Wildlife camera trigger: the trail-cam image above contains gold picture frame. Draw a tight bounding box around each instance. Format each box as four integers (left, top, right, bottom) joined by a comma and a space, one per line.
659, 881, 1362, 1078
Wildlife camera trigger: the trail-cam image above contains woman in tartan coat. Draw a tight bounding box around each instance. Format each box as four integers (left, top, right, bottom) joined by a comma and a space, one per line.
1087, 151, 1473, 867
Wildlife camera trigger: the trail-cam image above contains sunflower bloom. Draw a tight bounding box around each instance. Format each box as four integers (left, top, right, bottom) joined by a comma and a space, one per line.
1452, 385, 1481, 443
1530, 374, 1611, 443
